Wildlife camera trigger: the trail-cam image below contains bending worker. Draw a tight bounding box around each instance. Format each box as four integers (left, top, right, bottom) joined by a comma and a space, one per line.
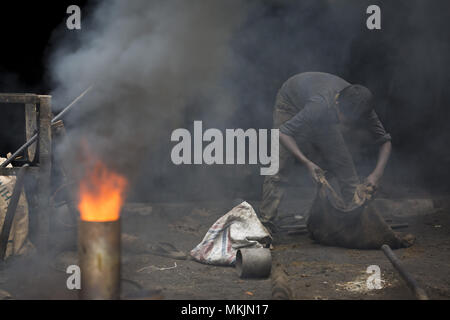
259, 72, 392, 233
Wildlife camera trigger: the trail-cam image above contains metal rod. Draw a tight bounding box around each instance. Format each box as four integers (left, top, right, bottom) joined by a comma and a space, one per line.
0, 135, 38, 168
389, 223, 409, 230
51, 86, 93, 124
0, 164, 29, 260
0, 86, 93, 168
381, 244, 429, 300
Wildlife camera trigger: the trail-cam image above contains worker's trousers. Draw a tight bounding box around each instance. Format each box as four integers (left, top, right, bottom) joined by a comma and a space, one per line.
259, 94, 360, 224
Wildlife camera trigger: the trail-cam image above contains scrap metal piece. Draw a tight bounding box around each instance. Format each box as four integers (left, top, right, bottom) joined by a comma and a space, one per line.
79, 219, 121, 300
235, 248, 271, 279
381, 244, 429, 300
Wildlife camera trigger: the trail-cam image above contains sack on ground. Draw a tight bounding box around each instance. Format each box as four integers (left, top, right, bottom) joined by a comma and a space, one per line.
307, 175, 415, 249
190, 201, 272, 265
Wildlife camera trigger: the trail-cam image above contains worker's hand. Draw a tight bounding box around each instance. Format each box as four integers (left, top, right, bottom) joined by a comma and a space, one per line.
365, 173, 381, 198
306, 161, 324, 183
366, 173, 380, 188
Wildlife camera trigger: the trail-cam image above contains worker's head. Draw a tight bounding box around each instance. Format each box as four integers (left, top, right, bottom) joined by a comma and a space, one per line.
337, 85, 373, 124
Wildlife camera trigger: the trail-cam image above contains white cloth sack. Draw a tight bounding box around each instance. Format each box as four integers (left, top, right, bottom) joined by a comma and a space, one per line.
0, 158, 32, 259
190, 201, 271, 266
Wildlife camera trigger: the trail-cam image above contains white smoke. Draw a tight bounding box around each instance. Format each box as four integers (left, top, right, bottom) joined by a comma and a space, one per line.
50, 0, 245, 181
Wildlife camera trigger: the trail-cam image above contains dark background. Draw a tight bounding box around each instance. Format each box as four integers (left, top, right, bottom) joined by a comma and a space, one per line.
0, 1, 88, 160
0, 1, 88, 92
0, 1, 449, 200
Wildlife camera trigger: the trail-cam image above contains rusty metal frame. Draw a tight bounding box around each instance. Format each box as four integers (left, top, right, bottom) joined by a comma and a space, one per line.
0, 93, 52, 252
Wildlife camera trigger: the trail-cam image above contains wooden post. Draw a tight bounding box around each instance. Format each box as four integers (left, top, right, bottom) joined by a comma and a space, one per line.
25, 103, 38, 163
52, 120, 78, 224
37, 95, 52, 253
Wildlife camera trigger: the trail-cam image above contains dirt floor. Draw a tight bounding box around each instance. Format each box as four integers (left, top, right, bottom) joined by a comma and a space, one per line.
1, 188, 450, 300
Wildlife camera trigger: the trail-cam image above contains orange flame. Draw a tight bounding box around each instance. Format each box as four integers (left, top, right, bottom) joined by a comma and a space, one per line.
78, 161, 127, 222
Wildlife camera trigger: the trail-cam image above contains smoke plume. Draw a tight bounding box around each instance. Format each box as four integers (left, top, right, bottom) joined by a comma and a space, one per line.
50, 0, 245, 192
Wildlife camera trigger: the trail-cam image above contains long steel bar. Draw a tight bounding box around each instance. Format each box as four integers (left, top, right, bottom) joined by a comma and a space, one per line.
381, 244, 429, 300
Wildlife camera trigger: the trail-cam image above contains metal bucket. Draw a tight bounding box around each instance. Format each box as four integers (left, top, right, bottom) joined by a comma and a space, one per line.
235, 248, 272, 279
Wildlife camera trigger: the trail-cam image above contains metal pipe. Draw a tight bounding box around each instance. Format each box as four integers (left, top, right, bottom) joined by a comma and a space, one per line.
235, 248, 271, 279
0, 134, 38, 168
79, 219, 121, 300
389, 223, 409, 230
51, 86, 93, 124
1, 86, 93, 168
381, 244, 429, 300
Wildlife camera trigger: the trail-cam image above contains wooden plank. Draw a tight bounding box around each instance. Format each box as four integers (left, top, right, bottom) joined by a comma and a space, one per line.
23, 170, 39, 246
52, 120, 79, 225
0, 94, 39, 104
25, 104, 38, 162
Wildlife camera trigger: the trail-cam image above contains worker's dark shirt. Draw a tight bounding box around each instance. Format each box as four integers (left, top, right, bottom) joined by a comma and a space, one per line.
278, 72, 392, 146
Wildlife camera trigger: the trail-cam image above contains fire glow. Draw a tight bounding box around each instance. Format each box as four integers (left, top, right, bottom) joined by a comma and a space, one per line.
78, 161, 127, 222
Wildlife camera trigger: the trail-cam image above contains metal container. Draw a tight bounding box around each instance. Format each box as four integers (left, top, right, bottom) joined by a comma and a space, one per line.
235, 248, 272, 279
79, 219, 121, 300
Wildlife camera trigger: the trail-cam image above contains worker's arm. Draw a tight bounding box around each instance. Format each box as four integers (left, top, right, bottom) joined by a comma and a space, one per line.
365, 110, 393, 187
279, 102, 326, 182
366, 140, 392, 187
279, 132, 323, 182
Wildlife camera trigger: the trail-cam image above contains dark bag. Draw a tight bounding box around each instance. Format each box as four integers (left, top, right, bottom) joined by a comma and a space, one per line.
307, 176, 414, 249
